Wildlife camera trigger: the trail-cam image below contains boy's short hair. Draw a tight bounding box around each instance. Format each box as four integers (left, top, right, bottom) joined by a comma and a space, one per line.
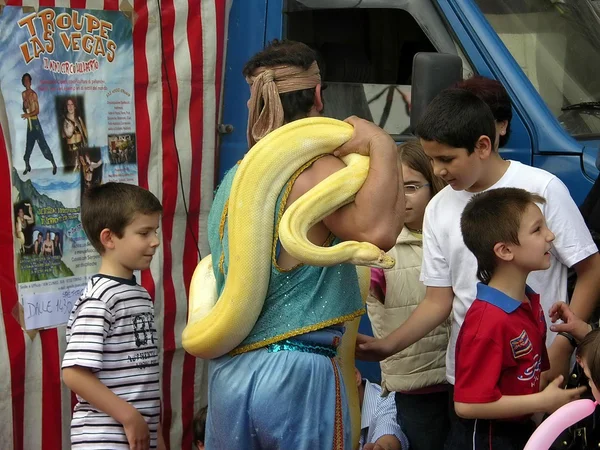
461, 188, 546, 284
193, 405, 208, 445
81, 182, 162, 254
21, 73, 32, 86
414, 88, 497, 154
454, 76, 512, 148
577, 328, 600, 389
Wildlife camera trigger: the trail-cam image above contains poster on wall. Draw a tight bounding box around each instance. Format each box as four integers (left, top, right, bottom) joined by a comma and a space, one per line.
0, 6, 137, 330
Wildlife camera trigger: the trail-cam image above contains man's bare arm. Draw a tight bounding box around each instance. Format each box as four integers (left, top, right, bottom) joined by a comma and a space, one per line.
291, 118, 403, 251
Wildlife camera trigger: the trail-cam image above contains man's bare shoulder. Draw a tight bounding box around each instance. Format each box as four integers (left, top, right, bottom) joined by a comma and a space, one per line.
288, 154, 345, 204
296, 155, 345, 188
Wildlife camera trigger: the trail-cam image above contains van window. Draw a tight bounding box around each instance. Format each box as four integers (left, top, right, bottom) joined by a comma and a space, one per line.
475, 0, 600, 137
284, 3, 438, 136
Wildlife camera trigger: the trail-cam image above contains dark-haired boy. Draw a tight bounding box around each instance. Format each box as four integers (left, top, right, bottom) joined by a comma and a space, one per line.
357, 88, 600, 388
62, 182, 166, 450
448, 187, 585, 449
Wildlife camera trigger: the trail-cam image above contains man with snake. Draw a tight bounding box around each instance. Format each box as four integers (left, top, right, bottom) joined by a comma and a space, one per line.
203, 40, 404, 449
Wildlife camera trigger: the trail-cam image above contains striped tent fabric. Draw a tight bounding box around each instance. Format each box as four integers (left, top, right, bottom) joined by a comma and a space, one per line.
0, 0, 230, 449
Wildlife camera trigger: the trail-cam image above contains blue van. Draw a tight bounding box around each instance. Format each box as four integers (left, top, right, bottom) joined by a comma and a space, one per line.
217, 0, 600, 381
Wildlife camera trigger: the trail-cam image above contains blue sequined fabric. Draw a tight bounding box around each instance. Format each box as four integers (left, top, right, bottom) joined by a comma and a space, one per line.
267, 338, 337, 358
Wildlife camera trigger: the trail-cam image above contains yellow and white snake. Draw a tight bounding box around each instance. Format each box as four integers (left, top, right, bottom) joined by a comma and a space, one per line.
182, 117, 395, 448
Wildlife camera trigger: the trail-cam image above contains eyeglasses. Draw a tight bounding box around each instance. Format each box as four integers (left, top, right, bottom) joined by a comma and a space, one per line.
404, 183, 430, 195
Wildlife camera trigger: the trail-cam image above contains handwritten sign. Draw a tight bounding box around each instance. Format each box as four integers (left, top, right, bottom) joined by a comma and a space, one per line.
22, 286, 83, 330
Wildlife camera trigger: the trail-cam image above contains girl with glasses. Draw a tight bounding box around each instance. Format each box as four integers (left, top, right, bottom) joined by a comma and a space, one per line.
367, 141, 449, 450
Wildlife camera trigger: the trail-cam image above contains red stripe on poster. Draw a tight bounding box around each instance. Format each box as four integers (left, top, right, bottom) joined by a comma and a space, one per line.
0, 125, 26, 450
40, 330, 62, 450
158, 0, 179, 447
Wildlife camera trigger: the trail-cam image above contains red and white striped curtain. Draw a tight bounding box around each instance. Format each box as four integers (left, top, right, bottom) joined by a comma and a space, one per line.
0, 1, 230, 448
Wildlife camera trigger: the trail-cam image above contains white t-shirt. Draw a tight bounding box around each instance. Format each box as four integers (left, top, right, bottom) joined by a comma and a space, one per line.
421, 161, 597, 384
62, 275, 161, 449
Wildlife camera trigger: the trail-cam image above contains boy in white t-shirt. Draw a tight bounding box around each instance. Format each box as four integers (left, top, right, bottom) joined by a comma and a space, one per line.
356, 88, 600, 387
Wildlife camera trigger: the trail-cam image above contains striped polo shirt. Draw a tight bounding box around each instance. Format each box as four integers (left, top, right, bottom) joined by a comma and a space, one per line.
360, 379, 409, 450
62, 274, 161, 449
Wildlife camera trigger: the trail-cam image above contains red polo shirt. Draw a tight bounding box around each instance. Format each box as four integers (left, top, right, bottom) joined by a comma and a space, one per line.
454, 283, 549, 408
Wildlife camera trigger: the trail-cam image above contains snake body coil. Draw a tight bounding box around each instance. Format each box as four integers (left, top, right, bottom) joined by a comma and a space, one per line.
183, 117, 396, 449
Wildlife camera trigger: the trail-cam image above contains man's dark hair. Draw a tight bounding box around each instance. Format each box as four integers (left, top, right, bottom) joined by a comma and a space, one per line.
81, 182, 162, 254
242, 39, 320, 122
21, 73, 32, 86
414, 88, 497, 154
461, 187, 546, 284
193, 405, 208, 446
455, 76, 512, 148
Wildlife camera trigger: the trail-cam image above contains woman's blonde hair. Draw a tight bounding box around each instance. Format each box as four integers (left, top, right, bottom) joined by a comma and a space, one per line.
397, 141, 446, 196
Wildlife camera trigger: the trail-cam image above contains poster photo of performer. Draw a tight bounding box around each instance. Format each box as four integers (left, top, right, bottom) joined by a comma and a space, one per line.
55, 95, 88, 171
78, 147, 103, 198
21, 73, 58, 175
14, 200, 35, 255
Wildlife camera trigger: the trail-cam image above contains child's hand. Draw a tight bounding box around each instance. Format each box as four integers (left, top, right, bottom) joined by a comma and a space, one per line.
355, 333, 395, 361
542, 375, 587, 413
123, 409, 150, 450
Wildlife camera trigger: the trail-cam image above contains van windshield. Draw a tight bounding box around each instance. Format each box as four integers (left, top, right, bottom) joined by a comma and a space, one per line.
474, 0, 600, 137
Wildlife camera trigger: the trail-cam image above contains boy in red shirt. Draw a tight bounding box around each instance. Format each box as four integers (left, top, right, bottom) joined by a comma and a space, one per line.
449, 187, 586, 450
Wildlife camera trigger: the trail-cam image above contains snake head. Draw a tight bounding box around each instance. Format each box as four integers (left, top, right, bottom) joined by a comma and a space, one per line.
374, 252, 395, 269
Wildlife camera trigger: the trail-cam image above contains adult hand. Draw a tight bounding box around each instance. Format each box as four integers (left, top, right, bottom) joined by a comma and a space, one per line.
334, 116, 395, 158
549, 301, 592, 343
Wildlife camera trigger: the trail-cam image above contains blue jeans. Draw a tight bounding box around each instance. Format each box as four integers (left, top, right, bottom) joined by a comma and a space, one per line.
395, 388, 451, 450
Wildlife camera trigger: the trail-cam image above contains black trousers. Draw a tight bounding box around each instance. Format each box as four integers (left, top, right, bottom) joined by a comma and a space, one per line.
445, 415, 535, 450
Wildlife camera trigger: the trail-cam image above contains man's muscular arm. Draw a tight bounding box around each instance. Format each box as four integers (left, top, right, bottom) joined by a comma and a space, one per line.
290, 117, 403, 251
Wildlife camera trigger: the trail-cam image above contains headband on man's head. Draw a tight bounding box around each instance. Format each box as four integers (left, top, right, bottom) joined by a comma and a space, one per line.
246, 61, 321, 148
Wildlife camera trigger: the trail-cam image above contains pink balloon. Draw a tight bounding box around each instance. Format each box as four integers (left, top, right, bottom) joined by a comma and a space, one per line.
524, 399, 597, 450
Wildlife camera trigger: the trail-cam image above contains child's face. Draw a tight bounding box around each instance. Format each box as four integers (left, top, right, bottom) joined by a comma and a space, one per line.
420, 139, 483, 192
508, 203, 555, 272
402, 163, 431, 230
111, 212, 161, 272
581, 358, 600, 402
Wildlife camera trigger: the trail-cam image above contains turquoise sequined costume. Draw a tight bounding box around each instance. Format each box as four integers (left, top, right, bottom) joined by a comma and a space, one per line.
205, 162, 364, 450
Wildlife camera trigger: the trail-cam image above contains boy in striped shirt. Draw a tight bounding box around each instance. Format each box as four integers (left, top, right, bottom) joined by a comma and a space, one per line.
62, 182, 165, 450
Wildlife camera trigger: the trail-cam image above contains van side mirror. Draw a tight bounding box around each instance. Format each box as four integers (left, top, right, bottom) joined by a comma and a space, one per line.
410, 52, 463, 133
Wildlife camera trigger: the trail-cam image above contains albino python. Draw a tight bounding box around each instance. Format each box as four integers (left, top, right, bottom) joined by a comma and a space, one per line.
182, 117, 395, 449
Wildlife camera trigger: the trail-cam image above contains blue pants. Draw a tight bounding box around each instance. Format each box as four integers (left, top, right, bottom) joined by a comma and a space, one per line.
24, 118, 55, 166
206, 329, 352, 450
